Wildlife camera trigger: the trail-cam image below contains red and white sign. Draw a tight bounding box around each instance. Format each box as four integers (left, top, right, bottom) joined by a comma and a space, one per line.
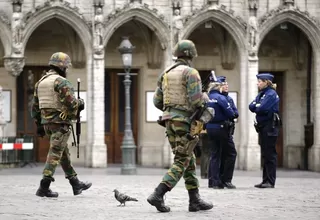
0, 143, 34, 150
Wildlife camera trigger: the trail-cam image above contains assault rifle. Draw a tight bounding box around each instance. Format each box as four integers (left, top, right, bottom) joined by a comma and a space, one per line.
71, 79, 81, 158
76, 78, 81, 158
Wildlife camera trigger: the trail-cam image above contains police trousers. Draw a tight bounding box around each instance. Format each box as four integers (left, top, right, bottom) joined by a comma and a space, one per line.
207, 127, 237, 187
258, 121, 279, 186
42, 123, 77, 181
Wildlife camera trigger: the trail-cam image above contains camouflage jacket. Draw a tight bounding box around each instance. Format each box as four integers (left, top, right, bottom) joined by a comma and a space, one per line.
153, 59, 204, 123
31, 70, 82, 125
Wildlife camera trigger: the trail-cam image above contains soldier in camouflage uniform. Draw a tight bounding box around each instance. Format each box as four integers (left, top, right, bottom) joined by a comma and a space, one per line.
31, 52, 92, 198
147, 40, 213, 212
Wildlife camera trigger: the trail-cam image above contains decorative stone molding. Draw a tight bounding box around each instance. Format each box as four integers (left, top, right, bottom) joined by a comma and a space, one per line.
258, 6, 320, 29
0, 11, 11, 26
183, 4, 247, 31
248, 0, 258, 11
23, 0, 85, 25
4, 57, 25, 77
283, 0, 294, 7
104, 3, 168, 28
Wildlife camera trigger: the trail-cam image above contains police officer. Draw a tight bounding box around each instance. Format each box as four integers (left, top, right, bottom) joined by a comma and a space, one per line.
249, 73, 280, 188
147, 40, 213, 212
206, 75, 237, 189
218, 76, 238, 189
31, 52, 92, 197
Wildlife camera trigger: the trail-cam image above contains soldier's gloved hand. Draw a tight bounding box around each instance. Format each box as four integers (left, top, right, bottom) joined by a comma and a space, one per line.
37, 126, 45, 137
234, 113, 239, 119
78, 98, 85, 112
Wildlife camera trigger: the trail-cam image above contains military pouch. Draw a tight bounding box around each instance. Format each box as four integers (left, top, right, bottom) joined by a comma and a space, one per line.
176, 134, 199, 156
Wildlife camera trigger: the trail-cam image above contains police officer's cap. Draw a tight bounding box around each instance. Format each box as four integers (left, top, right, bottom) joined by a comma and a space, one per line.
217, 76, 227, 84
256, 73, 274, 82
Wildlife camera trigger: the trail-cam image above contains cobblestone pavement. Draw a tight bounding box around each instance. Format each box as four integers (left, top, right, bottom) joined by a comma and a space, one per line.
0, 165, 320, 220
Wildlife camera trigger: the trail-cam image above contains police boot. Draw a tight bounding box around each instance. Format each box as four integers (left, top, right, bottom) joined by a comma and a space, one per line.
68, 176, 92, 196
35, 178, 59, 198
188, 188, 213, 212
147, 183, 171, 212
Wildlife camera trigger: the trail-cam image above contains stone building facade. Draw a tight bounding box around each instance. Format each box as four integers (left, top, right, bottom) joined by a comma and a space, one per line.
0, 0, 320, 172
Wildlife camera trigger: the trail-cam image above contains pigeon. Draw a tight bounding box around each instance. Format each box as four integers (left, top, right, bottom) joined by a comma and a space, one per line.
113, 189, 138, 206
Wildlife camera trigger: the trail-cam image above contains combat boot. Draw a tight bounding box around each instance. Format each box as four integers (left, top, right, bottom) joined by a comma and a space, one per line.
35, 178, 59, 198
147, 183, 171, 212
68, 176, 92, 195
188, 188, 213, 212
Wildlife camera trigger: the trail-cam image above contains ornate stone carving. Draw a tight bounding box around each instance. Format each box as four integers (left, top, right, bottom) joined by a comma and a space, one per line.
258, 6, 320, 28
0, 11, 11, 26
4, 57, 25, 77
207, 0, 219, 6
248, 0, 258, 11
23, 0, 86, 26
283, 0, 294, 7
184, 4, 247, 31
172, 8, 183, 45
11, 1, 24, 55
93, 5, 104, 56
248, 16, 258, 52
104, 3, 168, 27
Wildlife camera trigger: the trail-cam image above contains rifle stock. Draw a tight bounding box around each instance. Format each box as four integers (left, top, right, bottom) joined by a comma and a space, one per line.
76, 78, 81, 158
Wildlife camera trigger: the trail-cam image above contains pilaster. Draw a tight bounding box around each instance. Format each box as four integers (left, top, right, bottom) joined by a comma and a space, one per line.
308, 50, 320, 172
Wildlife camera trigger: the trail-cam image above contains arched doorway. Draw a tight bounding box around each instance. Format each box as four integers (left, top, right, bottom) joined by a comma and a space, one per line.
185, 20, 240, 165
259, 22, 313, 169
18, 18, 86, 162
104, 19, 165, 164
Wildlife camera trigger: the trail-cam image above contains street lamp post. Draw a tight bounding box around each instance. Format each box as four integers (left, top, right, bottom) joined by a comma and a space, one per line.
118, 36, 137, 175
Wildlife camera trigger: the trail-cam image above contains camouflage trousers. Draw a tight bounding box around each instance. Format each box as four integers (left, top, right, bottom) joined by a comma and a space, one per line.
162, 120, 199, 190
42, 124, 77, 180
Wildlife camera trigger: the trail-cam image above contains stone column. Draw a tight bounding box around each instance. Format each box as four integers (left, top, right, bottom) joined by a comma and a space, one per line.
243, 53, 261, 170
0, 86, 6, 139
88, 1, 107, 168
90, 52, 107, 168
309, 50, 320, 172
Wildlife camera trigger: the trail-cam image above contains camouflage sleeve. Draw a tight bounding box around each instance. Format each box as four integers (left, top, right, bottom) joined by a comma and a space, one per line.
31, 82, 41, 125
153, 87, 164, 111
186, 68, 204, 108
54, 77, 80, 117
153, 71, 165, 111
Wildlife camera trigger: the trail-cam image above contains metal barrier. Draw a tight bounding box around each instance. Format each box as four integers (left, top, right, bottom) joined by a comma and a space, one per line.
0, 136, 37, 168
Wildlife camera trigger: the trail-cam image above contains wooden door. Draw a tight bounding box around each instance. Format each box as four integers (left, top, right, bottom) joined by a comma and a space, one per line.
17, 66, 51, 162
105, 69, 139, 164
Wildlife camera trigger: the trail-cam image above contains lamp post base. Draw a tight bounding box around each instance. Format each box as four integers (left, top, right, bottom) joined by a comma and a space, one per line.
121, 166, 137, 175
121, 134, 137, 175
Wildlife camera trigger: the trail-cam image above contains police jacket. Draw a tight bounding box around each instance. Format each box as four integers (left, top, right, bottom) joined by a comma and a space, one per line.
249, 86, 279, 123
223, 92, 239, 119
205, 90, 236, 129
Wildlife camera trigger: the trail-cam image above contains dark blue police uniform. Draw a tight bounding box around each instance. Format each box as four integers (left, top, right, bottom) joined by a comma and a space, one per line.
249, 73, 280, 188
206, 77, 237, 189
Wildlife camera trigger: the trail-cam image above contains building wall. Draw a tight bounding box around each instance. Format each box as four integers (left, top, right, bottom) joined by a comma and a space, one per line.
1, 0, 320, 171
